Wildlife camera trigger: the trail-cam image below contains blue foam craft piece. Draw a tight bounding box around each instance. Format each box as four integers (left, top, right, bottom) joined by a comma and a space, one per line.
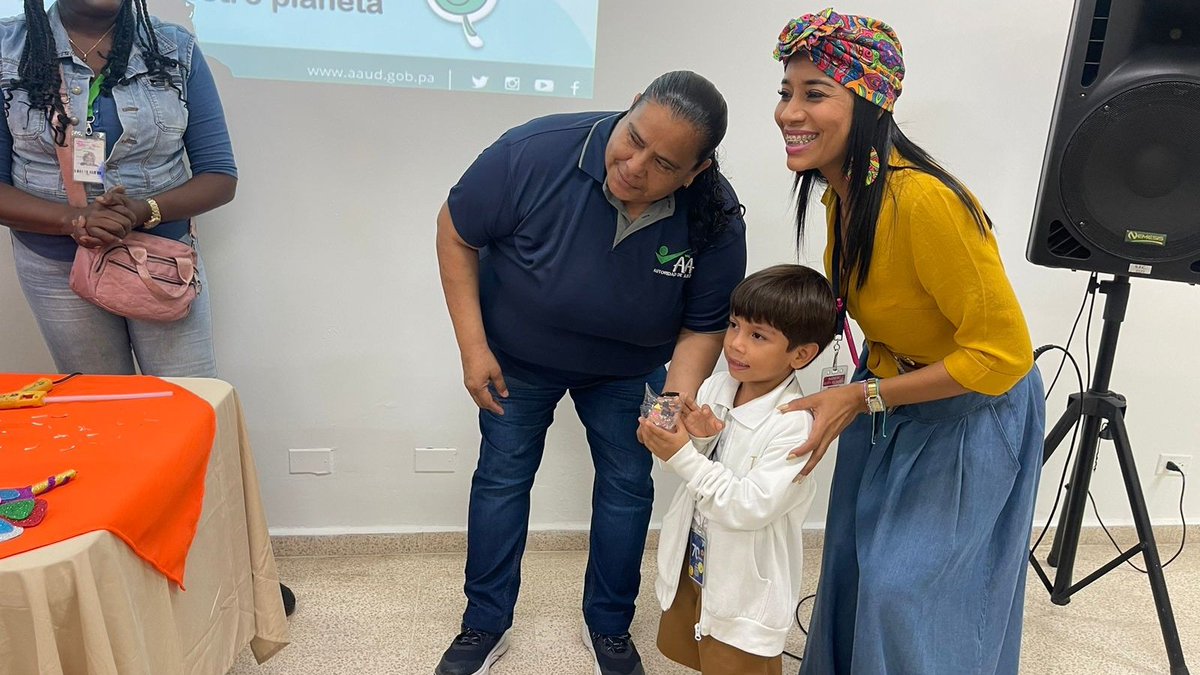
0, 519, 23, 543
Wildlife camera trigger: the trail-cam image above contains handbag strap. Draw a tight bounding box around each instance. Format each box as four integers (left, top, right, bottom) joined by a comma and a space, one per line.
128, 247, 196, 300
54, 66, 88, 209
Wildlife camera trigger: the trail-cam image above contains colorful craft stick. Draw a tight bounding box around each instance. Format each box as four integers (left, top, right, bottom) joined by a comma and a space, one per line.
31, 470, 77, 496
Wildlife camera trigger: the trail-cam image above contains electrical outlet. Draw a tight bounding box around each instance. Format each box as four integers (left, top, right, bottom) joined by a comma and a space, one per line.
415, 447, 457, 473
1155, 454, 1190, 476
289, 448, 333, 475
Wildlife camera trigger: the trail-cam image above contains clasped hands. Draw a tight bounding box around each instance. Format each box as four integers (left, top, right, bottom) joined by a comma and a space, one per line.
68, 186, 150, 248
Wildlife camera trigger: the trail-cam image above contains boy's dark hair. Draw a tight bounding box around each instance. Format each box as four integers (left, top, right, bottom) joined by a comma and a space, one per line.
730, 264, 837, 352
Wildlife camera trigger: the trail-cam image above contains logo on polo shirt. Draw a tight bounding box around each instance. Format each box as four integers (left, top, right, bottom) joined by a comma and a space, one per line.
654, 245, 694, 279
656, 246, 691, 264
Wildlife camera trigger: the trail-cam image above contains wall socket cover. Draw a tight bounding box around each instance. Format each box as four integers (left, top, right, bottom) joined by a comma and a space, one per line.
289, 448, 333, 475
1155, 454, 1191, 476
415, 447, 457, 473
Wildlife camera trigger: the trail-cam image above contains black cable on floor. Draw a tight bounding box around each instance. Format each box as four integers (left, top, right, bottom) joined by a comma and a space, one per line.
1087, 463, 1188, 573
795, 593, 815, 635
782, 593, 816, 663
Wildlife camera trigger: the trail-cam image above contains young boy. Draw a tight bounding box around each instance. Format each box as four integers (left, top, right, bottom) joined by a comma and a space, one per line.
637, 264, 837, 675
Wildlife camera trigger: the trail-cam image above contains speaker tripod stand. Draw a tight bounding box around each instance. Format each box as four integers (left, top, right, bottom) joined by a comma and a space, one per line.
1031, 275, 1189, 675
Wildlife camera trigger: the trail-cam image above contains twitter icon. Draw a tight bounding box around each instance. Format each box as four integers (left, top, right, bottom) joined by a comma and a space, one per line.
471, 75, 489, 89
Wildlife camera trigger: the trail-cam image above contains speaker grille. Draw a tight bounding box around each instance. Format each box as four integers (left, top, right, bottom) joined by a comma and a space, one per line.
1081, 0, 1112, 87
1047, 220, 1092, 260
1060, 81, 1200, 262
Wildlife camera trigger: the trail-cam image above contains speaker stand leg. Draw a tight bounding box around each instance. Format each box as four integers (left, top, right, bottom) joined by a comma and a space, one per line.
1109, 407, 1189, 674
1031, 276, 1189, 673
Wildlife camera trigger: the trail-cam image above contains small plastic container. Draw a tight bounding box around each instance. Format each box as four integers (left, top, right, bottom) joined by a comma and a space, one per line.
641, 387, 682, 431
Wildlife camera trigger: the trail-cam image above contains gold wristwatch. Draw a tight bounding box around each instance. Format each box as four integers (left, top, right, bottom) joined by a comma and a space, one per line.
864, 378, 887, 414
143, 198, 162, 229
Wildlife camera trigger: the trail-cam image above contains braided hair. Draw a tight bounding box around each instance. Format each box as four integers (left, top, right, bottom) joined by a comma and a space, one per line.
4, 0, 186, 146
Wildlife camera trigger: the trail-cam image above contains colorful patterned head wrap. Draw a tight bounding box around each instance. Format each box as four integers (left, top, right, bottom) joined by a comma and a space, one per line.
773, 8, 905, 112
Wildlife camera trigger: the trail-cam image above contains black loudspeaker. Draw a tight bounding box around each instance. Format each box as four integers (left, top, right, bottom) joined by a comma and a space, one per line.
1028, 0, 1200, 284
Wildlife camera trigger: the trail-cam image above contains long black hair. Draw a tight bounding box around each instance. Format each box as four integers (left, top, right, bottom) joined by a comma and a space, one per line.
637, 70, 745, 253
5, 0, 185, 146
793, 95, 991, 289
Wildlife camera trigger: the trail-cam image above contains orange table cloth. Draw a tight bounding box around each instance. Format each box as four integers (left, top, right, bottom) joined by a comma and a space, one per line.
0, 377, 289, 673
0, 374, 216, 587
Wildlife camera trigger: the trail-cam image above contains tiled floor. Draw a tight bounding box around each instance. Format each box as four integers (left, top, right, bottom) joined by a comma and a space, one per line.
229, 539, 1197, 674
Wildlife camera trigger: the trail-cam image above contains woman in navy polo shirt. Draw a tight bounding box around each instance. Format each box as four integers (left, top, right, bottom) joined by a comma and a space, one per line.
435, 71, 747, 675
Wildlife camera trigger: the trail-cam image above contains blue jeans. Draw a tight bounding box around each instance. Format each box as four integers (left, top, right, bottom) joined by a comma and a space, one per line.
10, 233, 217, 377
463, 366, 666, 636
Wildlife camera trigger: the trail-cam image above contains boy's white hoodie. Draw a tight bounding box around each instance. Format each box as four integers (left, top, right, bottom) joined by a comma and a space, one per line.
656, 371, 816, 657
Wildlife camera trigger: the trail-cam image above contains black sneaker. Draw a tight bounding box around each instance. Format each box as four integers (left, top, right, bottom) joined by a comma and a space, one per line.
581, 624, 645, 675
434, 627, 511, 675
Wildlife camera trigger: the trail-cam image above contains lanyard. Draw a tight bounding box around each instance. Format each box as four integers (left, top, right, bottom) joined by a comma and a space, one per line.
84, 74, 105, 135
831, 204, 861, 368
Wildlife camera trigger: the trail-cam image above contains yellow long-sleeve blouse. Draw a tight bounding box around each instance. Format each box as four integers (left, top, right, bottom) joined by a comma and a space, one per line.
822, 165, 1034, 396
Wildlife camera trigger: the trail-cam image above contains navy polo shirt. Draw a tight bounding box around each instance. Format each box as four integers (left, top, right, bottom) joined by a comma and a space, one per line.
448, 111, 747, 386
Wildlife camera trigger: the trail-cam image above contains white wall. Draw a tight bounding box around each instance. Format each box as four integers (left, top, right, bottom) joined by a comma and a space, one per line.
2, 0, 1196, 536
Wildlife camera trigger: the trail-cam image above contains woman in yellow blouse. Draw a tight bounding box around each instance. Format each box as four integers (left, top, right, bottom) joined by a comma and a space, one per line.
773, 9, 1045, 674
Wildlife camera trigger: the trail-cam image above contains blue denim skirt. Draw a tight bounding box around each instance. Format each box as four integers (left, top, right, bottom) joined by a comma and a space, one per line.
800, 354, 1045, 674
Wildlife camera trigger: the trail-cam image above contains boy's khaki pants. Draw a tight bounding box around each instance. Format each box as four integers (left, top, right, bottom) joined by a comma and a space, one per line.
656, 557, 783, 675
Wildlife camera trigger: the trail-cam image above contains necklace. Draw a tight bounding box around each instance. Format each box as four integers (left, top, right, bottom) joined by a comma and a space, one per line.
67, 22, 116, 63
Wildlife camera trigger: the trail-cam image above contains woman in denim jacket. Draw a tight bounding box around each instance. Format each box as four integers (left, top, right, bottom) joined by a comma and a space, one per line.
0, 0, 236, 377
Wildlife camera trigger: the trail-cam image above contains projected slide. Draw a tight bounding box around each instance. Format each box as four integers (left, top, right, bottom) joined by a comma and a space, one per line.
0, 0, 599, 98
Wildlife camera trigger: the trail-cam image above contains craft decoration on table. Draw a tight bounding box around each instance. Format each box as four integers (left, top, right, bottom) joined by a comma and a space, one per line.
641, 385, 682, 431
0, 499, 35, 521
0, 372, 213, 584
0, 521, 22, 544
4, 499, 48, 527
0, 470, 78, 542
0, 470, 76, 504
25, 470, 77, 497
0, 377, 173, 410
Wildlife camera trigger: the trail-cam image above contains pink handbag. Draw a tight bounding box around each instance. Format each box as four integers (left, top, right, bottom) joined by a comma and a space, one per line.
54, 116, 198, 323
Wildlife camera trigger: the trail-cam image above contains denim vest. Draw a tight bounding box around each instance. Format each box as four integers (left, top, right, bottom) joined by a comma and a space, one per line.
0, 4, 194, 203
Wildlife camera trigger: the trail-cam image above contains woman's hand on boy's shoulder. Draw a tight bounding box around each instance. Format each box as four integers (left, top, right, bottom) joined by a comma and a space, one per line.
679, 393, 724, 438
778, 383, 866, 477
637, 417, 691, 462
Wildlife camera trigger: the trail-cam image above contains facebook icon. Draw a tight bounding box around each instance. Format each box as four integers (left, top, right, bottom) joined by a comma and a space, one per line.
570, 80, 581, 96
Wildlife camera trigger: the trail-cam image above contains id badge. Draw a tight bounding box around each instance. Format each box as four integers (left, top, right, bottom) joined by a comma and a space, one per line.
687, 527, 707, 586
72, 131, 105, 184
687, 509, 707, 586
821, 365, 849, 390
821, 335, 849, 390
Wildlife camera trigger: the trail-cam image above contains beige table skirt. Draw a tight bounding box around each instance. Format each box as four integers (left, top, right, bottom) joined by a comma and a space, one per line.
0, 378, 290, 674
